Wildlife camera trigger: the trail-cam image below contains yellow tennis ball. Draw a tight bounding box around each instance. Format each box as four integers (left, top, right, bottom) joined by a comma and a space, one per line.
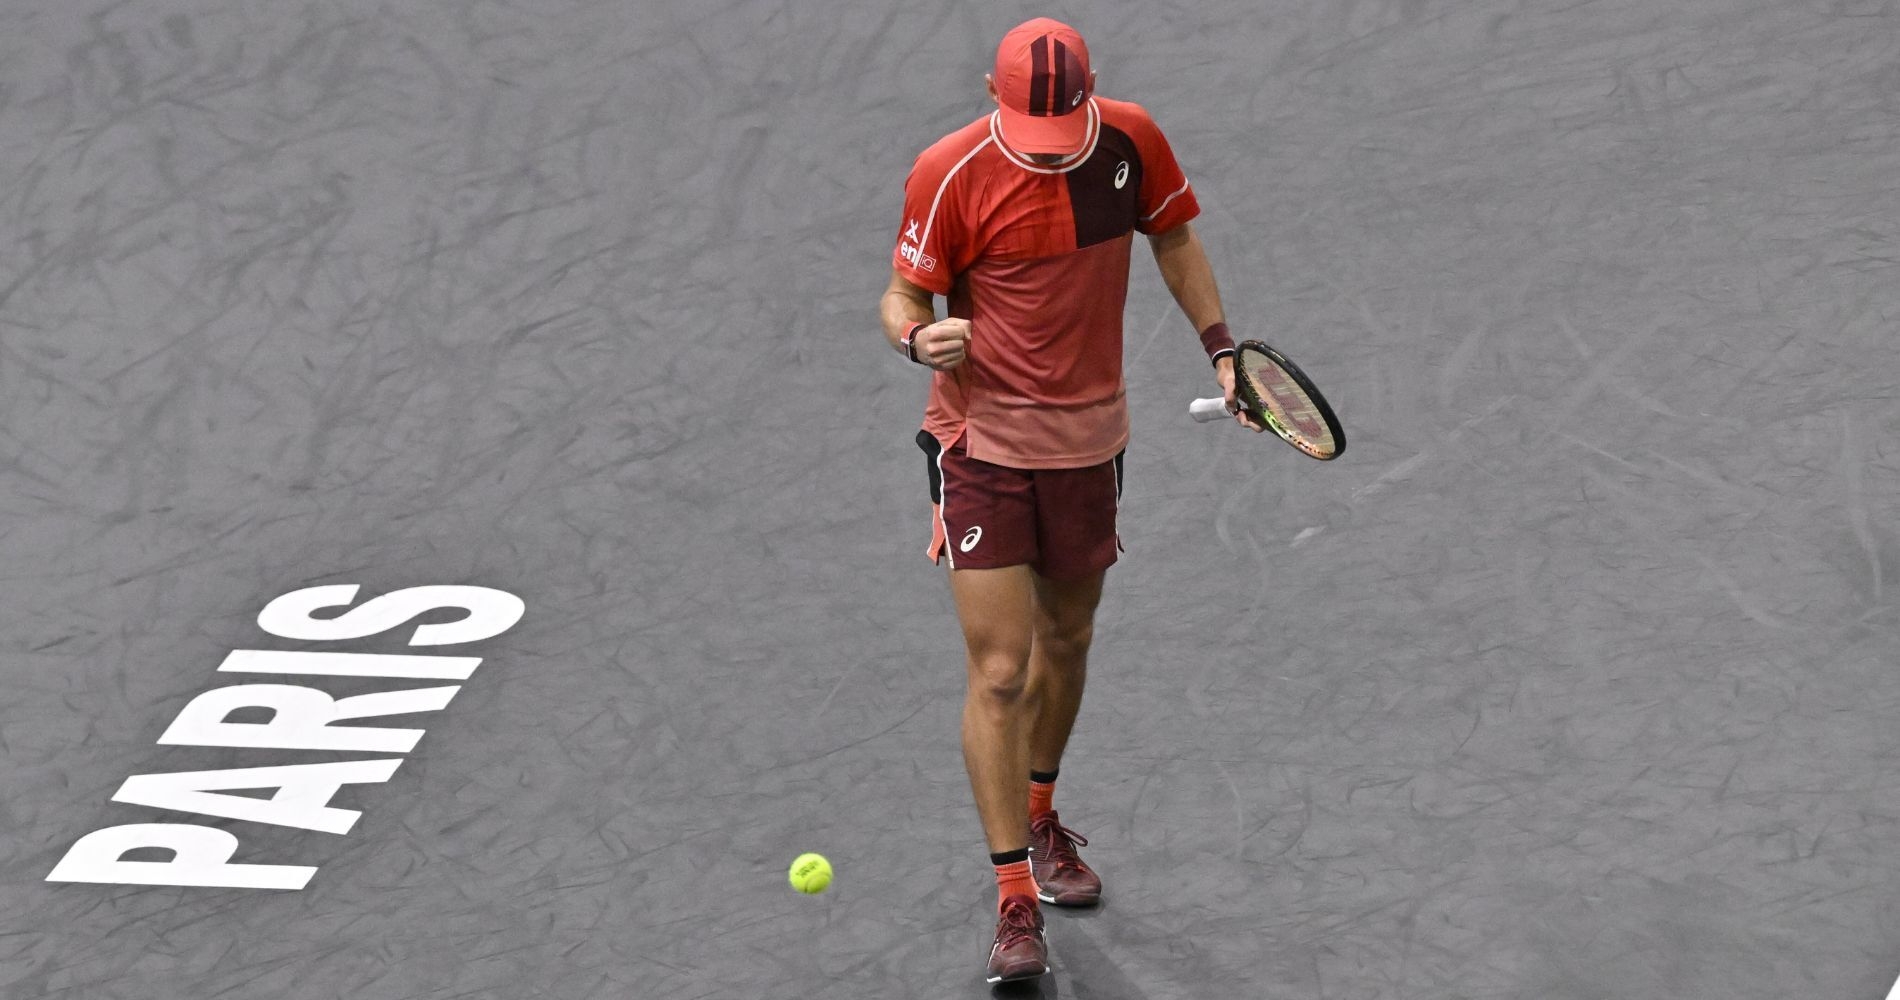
789, 853, 832, 894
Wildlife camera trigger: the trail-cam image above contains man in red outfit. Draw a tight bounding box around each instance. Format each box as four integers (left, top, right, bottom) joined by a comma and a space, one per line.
878, 17, 1258, 984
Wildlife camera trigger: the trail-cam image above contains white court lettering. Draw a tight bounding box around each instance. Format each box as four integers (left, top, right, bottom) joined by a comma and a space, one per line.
46, 824, 317, 890
158, 684, 459, 753
112, 760, 405, 835
45, 584, 524, 890
258, 584, 524, 646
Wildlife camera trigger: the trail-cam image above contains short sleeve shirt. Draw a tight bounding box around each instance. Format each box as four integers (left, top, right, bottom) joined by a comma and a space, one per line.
893, 97, 1199, 469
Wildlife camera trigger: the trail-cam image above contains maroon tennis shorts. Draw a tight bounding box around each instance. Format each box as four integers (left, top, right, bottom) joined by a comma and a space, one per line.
918, 431, 1123, 581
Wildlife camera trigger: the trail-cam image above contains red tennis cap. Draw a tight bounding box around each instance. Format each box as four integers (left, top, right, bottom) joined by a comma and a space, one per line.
992, 18, 1094, 155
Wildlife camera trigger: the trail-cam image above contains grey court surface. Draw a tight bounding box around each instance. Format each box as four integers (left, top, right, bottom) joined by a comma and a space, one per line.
2, 0, 1898, 997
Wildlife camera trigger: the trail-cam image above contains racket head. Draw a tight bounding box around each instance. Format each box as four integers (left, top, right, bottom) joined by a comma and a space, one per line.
1232, 340, 1345, 460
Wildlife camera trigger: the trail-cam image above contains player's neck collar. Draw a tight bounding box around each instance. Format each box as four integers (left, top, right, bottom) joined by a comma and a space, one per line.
989, 99, 1100, 175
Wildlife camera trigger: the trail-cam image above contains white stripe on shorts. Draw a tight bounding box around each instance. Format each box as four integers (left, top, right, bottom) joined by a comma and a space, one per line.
934, 440, 954, 570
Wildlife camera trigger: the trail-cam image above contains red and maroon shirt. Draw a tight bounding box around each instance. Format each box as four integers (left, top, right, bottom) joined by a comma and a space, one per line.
893, 97, 1200, 469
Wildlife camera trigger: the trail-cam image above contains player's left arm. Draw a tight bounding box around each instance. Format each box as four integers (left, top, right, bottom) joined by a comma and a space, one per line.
1148, 222, 1222, 336
1148, 223, 1260, 431
1127, 100, 1259, 431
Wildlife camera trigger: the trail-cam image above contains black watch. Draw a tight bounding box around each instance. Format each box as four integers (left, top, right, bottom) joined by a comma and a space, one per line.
903, 322, 927, 364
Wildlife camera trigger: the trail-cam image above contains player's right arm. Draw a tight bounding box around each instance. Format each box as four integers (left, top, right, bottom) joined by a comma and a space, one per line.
881, 271, 970, 371
882, 130, 984, 371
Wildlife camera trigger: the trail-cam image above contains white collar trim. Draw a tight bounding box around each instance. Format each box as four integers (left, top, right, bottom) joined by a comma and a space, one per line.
989, 99, 1100, 174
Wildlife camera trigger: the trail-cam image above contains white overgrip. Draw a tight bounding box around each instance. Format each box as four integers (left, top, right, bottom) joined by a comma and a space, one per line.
1188, 397, 1230, 423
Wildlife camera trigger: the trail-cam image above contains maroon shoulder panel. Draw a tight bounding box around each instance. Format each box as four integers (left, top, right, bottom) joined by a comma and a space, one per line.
1066, 124, 1144, 249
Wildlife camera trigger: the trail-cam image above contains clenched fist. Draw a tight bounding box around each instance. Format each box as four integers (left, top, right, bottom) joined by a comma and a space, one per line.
912, 318, 973, 371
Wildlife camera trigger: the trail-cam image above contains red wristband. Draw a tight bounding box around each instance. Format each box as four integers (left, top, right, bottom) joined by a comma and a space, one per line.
1199, 322, 1236, 363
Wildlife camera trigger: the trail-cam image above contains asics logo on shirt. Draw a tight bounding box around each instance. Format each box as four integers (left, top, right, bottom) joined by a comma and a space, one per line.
961, 527, 984, 552
1114, 161, 1129, 189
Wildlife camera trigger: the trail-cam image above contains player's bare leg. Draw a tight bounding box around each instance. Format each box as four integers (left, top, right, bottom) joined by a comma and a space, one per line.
948, 563, 1050, 982
1022, 568, 1107, 905
949, 564, 1039, 855
1026, 568, 1104, 774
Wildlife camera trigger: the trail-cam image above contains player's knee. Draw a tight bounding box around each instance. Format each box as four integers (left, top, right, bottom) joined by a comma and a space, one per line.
1035, 621, 1094, 667
967, 652, 1030, 705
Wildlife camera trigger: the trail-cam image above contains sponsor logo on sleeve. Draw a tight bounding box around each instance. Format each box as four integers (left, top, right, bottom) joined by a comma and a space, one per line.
898, 217, 937, 272
899, 241, 937, 272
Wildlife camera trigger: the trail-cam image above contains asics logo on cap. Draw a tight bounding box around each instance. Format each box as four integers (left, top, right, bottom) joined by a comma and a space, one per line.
994, 19, 1093, 155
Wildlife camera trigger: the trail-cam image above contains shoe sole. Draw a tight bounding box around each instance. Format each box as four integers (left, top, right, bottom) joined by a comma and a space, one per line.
985, 962, 1050, 985
1036, 888, 1102, 907
985, 928, 1051, 984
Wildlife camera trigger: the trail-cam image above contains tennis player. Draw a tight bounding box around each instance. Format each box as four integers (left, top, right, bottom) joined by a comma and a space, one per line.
877, 17, 1260, 984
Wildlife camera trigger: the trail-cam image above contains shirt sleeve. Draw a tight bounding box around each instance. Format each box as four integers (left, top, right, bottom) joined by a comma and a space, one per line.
1130, 107, 1200, 235
892, 148, 968, 296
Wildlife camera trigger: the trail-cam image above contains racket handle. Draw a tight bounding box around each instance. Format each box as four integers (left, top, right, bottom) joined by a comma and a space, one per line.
1188, 397, 1230, 423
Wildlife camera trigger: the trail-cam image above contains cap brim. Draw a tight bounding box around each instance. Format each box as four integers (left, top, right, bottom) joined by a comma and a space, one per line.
995, 102, 1093, 155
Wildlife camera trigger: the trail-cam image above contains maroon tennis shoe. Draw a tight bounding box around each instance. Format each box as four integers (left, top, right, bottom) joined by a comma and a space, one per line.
985, 895, 1050, 984
1029, 810, 1102, 906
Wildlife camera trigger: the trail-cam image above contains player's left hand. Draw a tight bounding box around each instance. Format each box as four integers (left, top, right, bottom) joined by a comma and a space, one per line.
1214, 356, 1265, 432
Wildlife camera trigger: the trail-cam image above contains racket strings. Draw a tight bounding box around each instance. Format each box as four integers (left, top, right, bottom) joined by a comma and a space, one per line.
1238, 349, 1336, 455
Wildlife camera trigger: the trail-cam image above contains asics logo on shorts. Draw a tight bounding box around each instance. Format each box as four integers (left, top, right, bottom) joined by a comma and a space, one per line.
961, 526, 984, 552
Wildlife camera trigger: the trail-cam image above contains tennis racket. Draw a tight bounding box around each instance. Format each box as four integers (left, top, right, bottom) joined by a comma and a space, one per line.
1189, 340, 1345, 460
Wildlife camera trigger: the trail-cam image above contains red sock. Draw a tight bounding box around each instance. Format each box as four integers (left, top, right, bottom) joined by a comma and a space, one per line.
993, 849, 1038, 910
1028, 775, 1056, 817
